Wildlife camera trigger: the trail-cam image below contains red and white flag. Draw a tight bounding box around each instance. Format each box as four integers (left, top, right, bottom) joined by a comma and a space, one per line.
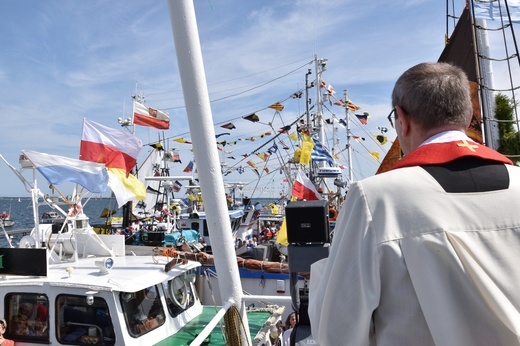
80, 119, 142, 175
291, 169, 323, 201
80, 119, 145, 207
133, 101, 170, 130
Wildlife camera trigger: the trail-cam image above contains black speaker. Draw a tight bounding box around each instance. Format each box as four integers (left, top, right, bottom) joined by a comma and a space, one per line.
285, 200, 329, 244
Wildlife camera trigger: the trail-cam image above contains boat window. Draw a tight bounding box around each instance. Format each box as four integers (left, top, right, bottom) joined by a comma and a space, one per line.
56, 294, 115, 345
162, 271, 197, 318
3, 293, 49, 343
119, 285, 165, 338
203, 221, 209, 237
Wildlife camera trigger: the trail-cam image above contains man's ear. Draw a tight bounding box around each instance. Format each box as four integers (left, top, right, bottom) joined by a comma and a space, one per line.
395, 105, 410, 136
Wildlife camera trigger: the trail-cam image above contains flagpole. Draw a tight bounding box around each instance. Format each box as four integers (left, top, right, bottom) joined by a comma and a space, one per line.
167, 1, 250, 343
344, 90, 353, 184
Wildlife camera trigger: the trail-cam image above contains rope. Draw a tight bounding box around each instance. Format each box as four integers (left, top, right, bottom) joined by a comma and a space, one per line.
224, 305, 250, 346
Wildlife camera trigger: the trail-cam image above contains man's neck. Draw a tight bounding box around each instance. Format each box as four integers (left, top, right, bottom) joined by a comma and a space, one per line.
420, 130, 470, 146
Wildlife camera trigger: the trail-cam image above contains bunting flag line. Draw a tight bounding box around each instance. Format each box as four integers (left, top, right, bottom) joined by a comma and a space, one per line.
23, 150, 108, 194
133, 100, 170, 130
80, 118, 142, 175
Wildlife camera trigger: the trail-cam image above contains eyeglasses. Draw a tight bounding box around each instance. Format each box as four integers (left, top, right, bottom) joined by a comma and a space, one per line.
387, 108, 396, 129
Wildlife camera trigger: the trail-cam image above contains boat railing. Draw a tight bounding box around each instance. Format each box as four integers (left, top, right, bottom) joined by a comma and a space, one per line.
188, 295, 291, 346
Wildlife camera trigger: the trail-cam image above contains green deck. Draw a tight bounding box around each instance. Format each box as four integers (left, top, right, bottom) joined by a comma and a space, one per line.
154, 306, 272, 345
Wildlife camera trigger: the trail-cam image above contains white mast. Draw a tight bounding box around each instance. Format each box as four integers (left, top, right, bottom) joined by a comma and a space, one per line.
343, 90, 354, 183
166, 1, 250, 344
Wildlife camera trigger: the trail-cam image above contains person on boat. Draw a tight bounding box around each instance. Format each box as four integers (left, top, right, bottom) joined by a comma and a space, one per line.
309, 62, 520, 345
0, 319, 15, 346
282, 312, 297, 346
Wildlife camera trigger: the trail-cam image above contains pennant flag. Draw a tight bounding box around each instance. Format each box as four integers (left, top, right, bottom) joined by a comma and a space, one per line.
347, 100, 361, 111
333, 99, 346, 107
300, 133, 315, 165
355, 112, 370, 125
246, 160, 257, 169
288, 132, 299, 141
369, 151, 381, 161
23, 150, 108, 194
252, 168, 260, 177
164, 149, 181, 163
256, 152, 269, 161
221, 122, 236, 130
183, 161, 194, 173
338, 119, 347, 128
278, 125, 291, 133
227, 156, 236, 160
149, 142, 164, 151
80, 119, 142, 175
173, 180, 182, 192
133, 100, 170, 130
291, 91, 303, 99
311, 136, 334, 166
173, 137, 192, 144
267, 144, 278, 154
245, 137, 256, 142
326, 84, 336, 95
215, 132, 230, 138
269, 102, 284, 112
107, 168, 146, 207
279, 140, 289, 150
243, 113, 260, 122
292, 169, 323, 201
100, 208, 116, 218
264, 167, 270, 174
353, 135, 365, 142
375, 134, 388, 145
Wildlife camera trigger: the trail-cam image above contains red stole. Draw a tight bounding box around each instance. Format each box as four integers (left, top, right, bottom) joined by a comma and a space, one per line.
391, 140, 513, 170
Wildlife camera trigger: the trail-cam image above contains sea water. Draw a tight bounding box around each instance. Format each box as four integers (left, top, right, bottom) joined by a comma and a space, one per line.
0, 196, 276, 247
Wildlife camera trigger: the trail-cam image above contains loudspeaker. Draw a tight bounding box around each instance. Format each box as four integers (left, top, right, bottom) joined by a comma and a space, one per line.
285, 200, 329, 244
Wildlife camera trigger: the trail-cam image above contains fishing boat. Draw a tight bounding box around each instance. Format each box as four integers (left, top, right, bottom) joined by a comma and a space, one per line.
40, 211, 64, 224
0, 210, 14, 228
0, 152, 285, 346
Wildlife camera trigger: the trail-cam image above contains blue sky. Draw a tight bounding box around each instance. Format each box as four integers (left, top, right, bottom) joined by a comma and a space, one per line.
0, 1, 459, 198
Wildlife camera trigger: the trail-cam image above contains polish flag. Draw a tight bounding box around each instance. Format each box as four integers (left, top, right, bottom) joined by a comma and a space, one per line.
291, 170, 323, 201
133, 101, 170, 130
80, 119, 142, 175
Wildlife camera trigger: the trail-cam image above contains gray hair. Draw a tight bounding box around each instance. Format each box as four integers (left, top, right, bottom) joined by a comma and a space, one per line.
391, 62, 472, 131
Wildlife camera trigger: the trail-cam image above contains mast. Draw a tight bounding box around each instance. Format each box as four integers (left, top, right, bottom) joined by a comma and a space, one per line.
343, 90, 354, 183
167, 1, 250, 344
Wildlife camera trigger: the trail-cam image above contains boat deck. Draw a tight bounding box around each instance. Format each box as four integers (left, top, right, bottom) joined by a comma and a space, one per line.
154, 306, 274, 346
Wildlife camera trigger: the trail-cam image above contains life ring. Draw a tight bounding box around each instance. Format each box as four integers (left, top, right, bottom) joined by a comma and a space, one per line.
329, 208, 338, 221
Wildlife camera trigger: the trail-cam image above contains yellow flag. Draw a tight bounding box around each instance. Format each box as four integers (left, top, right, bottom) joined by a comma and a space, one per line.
276, 218, 289, 246
288, 132, 299, 141
369, 151, 380, 161
299, 133, 314, 165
